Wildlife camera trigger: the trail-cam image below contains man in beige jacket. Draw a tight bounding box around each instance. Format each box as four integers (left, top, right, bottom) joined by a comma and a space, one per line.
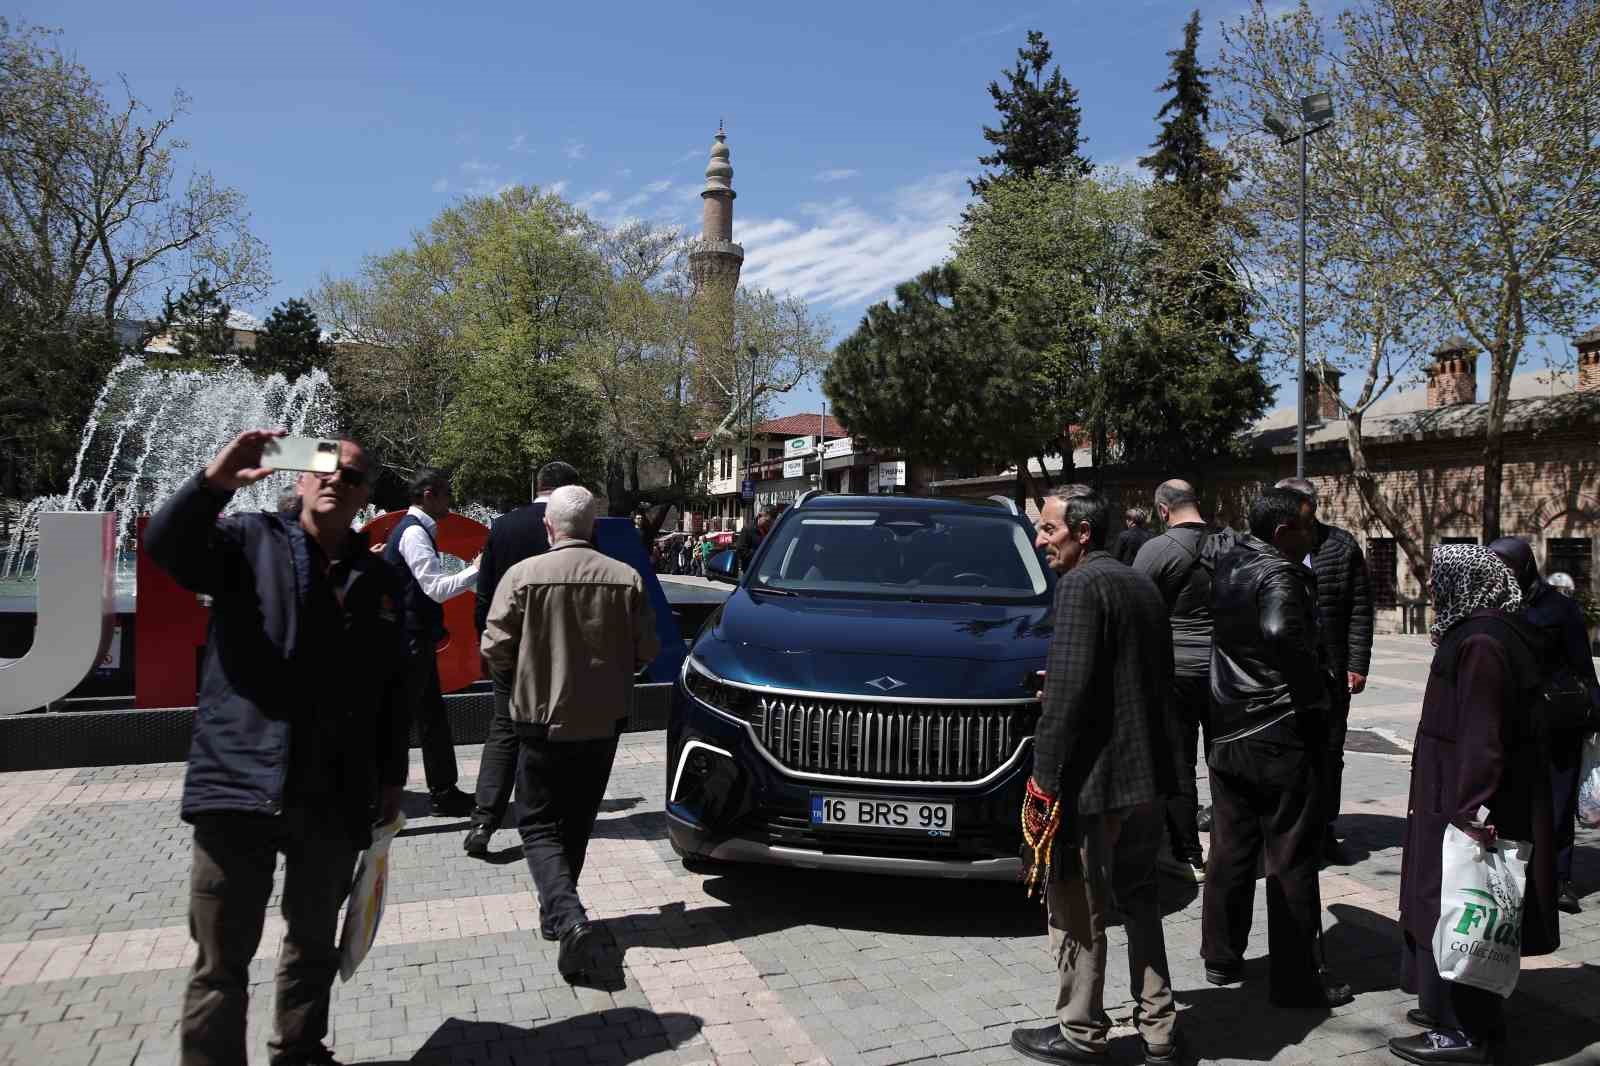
480, 485, 660, 983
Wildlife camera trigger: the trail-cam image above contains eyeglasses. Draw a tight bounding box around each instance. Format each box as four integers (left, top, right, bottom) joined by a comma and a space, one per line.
313, 465, 368, 487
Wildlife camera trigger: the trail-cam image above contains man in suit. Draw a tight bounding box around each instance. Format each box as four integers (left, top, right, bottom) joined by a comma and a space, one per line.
464, 460, 582, 858
1203, 488, 1352, 1007
1011, 486, 1181, 1066
1275, 477, 1374, 865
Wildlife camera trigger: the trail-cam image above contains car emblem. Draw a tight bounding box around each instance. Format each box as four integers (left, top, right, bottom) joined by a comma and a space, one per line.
865, 676, 906, 693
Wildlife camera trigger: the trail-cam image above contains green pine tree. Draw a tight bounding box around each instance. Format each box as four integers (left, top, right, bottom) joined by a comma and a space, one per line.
971, 30, 1091, 194
157, 279, 235, 366
250, 298, 331, 380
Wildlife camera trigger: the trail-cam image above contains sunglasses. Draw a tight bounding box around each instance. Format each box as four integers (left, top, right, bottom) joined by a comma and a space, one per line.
312, 465, 369, 487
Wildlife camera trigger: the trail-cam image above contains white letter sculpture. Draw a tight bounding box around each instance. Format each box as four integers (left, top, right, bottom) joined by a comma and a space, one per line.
0, 512, 115, 714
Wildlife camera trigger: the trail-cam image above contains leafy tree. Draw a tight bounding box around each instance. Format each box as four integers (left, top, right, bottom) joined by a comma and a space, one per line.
250, 298, 330, 380
971, 30, 1091, 194
1217, 0, 1600, 550
823, 264, 1058, 508
153, 279, 234, 366
0, 18, 269, 498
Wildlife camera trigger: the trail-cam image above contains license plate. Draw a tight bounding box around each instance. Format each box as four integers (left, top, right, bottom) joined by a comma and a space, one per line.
810, 795, 954, 837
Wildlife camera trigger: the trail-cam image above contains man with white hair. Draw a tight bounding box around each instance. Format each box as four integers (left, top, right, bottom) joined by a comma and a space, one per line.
480, 485, 660, 984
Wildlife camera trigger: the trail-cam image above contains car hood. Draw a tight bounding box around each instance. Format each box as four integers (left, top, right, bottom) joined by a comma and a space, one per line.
691, 590, 1052, 701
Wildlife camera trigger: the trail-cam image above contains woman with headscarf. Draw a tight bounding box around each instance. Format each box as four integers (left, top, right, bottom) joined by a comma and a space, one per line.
1390, 544, 1559, 1066
1489, 537, 1600, 916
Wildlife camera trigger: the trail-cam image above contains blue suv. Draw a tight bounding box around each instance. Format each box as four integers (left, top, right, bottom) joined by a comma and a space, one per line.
667, 492, 1053, 879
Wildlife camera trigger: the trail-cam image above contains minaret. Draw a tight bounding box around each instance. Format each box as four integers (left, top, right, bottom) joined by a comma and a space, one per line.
688, 123, 744, 306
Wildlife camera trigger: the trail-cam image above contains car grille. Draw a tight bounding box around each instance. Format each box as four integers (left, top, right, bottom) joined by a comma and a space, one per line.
749, 696, 1037, 782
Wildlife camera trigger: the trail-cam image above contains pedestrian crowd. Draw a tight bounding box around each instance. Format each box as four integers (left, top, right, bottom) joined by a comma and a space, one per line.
1015, 479, 1597, 1066
147, 432, 1596, 1066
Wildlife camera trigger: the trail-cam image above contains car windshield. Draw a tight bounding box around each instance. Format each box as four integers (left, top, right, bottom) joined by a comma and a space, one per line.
749, 508, 1050, 602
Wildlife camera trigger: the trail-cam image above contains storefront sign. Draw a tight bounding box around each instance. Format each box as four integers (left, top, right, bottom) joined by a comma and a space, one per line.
876, 461, 906, 488
784, 435, 816, 457
782, 458, 805, 479
820, 437, 854, 460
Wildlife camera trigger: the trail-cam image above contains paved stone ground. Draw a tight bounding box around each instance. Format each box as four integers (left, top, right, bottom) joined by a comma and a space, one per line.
0, 636, 1596, 1065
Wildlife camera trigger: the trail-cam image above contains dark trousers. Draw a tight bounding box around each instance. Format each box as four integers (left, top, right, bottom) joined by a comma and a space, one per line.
471, 677, 520, 829
181, 812, 358, 1066
1165, 672, 1211, 863
1323, 680, 1351, 838
406, 649, 458, 794
1401, 933, 1505, 1042
516, 730, 620, 939
1550, 726, 1583, 882
1201, 735, 1326, 1000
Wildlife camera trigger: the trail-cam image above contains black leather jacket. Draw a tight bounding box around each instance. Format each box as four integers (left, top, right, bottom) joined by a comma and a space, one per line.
1210, 534, 1329, 743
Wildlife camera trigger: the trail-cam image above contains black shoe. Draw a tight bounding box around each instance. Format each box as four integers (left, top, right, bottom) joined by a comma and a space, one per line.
1556, 881, 1582, 914
1196, 805, 1213, 833
557, 922, 597, 983
1204, 962, 1244, 986
1388, 1031, 1494, 1064
462, 824, 491, 857
1322, 836, 1354, 866
1009, 1024, 1108, 1065
270, 1047, 344, 1066
1407, 1009, 1440, 1029
430, 787, 474, 817
1271, 977, 1354, 1008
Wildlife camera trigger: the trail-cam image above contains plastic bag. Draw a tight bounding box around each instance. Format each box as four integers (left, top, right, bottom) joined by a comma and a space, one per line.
1432, 809, 1528, 998
1579, 732, 1600, 830
338, 813, 404, 981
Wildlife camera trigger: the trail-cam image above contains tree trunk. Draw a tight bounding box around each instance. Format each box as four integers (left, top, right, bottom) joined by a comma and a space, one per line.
1479, 350, 1513, 544
1345, 414, 1427, 591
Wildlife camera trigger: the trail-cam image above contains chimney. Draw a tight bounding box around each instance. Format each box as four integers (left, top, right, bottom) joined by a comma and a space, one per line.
1577, 327, 1600, 393
1304, 364, 1343, 422
1426, 336, 1478, 408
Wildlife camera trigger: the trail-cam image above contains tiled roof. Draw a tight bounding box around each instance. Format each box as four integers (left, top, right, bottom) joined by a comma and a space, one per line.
754, 413, 846, 438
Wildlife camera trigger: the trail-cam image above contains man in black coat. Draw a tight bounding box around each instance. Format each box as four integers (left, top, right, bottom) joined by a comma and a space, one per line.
464, 460, 582, 858
1111, 506, 1155, 565
1276, 477, 1374, 864
1490, 536, 1600, 915
147, 430, 409, 1066
1011, 486, 1180, 1066
734, 505, 777, 573
1204, 488, 1352, 1008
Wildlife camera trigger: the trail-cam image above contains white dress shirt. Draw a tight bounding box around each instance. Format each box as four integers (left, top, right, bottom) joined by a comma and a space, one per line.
398, 506, 479, 603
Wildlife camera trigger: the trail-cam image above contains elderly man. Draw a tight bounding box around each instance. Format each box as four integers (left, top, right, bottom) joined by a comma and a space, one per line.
1204, 488, 1351, 1007
465, 461, 583, 859
1274, 477, 1374, 865
482, 486, 661, 983
1133, 479, 1236, 883
1011, 486, 1180, 1066
384, 468, 478, 816
147, 431, 409, 1066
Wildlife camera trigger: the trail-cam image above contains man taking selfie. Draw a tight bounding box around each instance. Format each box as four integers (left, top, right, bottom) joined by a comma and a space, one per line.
147, 430, 409, 1066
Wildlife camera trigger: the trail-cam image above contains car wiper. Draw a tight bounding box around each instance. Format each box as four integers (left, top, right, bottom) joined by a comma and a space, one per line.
748, 584, 799, 597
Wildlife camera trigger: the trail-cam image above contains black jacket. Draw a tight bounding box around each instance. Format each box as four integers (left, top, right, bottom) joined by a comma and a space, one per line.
1524, 580, 1600, 725
1110, 527, 1154, 566
146, 472, 410, 845
474, 500, 550, 635
1033, 552, 1176, 823
1210, 535, 1328, 745
383, 513, 445, 652
734, 524, 766, 573
1308, 522, 1374, 677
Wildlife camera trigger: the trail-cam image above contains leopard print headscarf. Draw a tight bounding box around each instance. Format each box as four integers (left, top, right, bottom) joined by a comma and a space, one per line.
1429, 542, 1524, 642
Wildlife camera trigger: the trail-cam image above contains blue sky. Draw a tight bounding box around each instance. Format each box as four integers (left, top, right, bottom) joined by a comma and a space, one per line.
28, 0, 1304, 414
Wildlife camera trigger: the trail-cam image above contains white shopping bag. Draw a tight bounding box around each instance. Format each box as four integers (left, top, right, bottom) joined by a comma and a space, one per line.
338, 813, 404, 982
1432, 808, 1528, 998
1578, 732, 1600, 830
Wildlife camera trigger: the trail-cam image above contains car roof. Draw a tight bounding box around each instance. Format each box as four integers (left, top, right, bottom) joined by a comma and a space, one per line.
794, 493, 1020, 516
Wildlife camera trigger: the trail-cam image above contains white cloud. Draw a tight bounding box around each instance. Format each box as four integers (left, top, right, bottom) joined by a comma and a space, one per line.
460, 158, 495, 174
508, 132, 531, 153
431, 177, 449, 193
564, 140, 588, 161
547, 179, 569, 196
736, 171, 971, 309
644, 179, 672, 194
815, 168, 861, 183
575, 190, 613, 212
674, 147, 701, 164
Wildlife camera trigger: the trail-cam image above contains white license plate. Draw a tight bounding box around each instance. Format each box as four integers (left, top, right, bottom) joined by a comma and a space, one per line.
810, 795, 954, 837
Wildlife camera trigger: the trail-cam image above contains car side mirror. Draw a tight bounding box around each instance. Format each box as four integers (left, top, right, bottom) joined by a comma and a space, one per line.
707, 549, 739, 584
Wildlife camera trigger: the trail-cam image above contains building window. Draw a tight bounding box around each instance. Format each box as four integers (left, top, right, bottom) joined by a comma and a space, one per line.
1547, 537, 1593, 590
1368, 538, 1398, 610
767, 447, 782, 460
718, 448, 733, 480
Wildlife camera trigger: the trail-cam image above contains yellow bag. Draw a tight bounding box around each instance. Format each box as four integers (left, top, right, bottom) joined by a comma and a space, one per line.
338, 814, 404, 981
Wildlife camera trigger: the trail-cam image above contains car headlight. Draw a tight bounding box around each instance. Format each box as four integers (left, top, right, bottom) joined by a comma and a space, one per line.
681, 657, 758, 722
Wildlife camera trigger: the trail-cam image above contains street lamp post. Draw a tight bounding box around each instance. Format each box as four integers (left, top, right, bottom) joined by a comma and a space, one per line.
1265, 91, 1335, 480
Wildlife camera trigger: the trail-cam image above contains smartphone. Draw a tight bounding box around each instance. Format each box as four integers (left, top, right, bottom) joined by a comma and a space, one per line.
263, 435, 341, 473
